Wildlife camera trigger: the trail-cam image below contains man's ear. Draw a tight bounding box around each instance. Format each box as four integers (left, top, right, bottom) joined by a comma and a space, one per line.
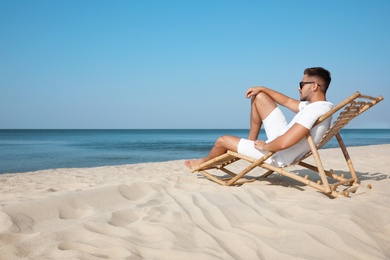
313, 83, 321, 92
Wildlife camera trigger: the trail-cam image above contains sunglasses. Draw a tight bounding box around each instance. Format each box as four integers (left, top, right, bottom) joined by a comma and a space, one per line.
299, 81, 321, 89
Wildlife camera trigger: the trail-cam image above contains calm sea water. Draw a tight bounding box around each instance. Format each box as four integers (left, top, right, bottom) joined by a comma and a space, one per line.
1, 129, 390, 174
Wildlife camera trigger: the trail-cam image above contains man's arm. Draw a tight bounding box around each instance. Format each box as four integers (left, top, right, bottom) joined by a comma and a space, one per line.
254, 123, 309, 152
246, 87, 300, 113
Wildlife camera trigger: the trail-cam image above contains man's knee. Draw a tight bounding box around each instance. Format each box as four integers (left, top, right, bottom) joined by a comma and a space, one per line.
254, 92, 272, 104
216, 135, 229, 147
253, 92, 277, 112
216, 135, 239, 151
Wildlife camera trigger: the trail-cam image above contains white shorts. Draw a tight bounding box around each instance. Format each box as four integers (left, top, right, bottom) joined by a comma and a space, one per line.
237, 107, 289, 166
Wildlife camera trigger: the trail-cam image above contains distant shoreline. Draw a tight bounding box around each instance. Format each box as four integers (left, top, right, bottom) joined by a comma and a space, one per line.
1, 129, 390, 174
1, 143, 389, 175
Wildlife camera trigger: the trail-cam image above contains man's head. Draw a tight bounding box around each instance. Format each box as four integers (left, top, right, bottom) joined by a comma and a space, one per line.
299, 67, 331, 101
303, 67, 331, 92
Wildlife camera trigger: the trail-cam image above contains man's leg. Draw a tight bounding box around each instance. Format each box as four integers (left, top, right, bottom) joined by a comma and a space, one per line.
185, 93, 278, 169
185, 135, 241, 169
248, 92, 278, 140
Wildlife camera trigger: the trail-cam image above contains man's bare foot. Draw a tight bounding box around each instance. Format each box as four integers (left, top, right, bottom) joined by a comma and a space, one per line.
184, 158, 207, 169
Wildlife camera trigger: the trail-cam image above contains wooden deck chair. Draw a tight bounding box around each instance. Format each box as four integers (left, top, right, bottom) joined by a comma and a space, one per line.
190, 92, 384, 198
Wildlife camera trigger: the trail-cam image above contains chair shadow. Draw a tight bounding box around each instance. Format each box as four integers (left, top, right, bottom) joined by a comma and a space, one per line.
196, 167, 389, 198
260, 168, 388, 185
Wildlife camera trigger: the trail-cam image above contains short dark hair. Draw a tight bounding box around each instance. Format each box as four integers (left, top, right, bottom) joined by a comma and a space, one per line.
304, 67, 331, 93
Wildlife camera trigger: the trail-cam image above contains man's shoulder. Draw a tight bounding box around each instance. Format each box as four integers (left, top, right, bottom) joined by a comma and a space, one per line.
300, 101, 333, 110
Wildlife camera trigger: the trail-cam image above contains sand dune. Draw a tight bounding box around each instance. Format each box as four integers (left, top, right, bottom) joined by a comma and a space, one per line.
1, 145, 389, 259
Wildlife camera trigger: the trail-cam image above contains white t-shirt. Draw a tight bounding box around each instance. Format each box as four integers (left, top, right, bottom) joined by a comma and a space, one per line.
275, 101, 334, 166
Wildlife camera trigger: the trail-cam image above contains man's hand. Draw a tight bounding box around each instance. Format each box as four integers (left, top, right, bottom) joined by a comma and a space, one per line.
246, 86, 300, 113
254, 140, 267, 151
246, 87, 264, 99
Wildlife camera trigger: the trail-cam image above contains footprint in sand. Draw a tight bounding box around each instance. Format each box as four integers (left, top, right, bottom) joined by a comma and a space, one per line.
109, 210, 141, 227
83, 221, 131, 238
0, 211, 13, 232
58, 200, 95, 220
58, 241, 132, 258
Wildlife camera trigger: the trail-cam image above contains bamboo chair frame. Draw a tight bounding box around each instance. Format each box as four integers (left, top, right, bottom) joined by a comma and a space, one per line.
191, 92, 384, 198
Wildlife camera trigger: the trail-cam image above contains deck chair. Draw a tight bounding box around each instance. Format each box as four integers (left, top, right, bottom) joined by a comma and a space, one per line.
190, 92, 384, 198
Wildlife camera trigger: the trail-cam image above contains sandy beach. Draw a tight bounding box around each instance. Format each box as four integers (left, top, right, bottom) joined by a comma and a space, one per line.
1, 144, 389, 259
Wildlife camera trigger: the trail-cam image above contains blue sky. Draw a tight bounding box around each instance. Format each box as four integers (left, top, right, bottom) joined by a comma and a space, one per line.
1, 0, 389, 129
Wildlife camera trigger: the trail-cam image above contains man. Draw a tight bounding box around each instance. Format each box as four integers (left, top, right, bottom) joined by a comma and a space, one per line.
185, 67, 333, 169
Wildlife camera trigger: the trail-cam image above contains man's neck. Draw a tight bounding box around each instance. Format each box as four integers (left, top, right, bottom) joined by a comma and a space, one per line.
308, 93, 326, 103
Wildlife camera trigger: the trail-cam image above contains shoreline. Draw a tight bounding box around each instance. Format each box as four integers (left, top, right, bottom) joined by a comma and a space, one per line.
1, 144, 390, 259
2, 129, 390, 175
2, 143, 390, 176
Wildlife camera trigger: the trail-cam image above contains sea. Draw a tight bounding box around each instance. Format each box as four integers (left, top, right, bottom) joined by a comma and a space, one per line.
1, 129, 390, 174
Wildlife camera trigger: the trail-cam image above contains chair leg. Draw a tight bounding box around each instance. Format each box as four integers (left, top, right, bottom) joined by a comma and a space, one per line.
226, 163, 261, 186
225, 151, 274, 186
198, 170, 227, 185
306, 134, 331, 193
336, 133, 359, 183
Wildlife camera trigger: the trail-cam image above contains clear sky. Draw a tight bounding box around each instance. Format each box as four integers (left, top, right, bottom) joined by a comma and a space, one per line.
1, 0, 389, 129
